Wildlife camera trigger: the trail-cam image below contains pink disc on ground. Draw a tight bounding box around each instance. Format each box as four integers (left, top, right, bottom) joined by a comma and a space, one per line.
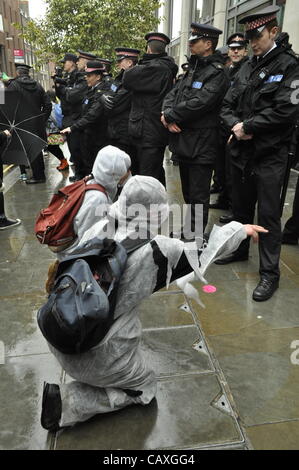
203, 285, 217, 294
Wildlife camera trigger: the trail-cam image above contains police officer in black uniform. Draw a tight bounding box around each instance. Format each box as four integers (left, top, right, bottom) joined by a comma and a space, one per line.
102, 47, 140, 175
212, 33, 249, 223
61, 61, 108, 178
162, 23, 229, 237
218, 6, 299, 302
123, 32, 178, 186
55, 52, 90, 181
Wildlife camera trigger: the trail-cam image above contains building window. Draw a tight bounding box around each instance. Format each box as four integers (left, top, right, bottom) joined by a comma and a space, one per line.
226, 0, 286, 42
171, 0, 183, 39
201, 0, 215, 21
194, 0, 203, 23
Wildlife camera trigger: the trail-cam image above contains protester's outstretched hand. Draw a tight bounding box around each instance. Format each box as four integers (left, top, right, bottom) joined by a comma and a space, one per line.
244, 225, 269, 243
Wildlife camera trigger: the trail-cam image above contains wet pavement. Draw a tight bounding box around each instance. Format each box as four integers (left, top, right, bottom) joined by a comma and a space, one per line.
0, 149, 299, 450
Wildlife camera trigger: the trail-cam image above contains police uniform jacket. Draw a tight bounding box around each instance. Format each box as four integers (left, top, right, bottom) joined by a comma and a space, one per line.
106, 70, 132, 146
56, 70, 88, 128
71, 82, 107, 150
163, 52, 229, 164
123, 53, 178, 148
221, 44, 299, 171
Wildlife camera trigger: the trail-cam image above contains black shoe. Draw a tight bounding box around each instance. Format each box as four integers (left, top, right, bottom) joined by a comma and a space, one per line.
215, 253, 249, 265
26, 178, 46, 184
282, 233, 298, 245
210, 185, 222, 195
0, 217, 21, 230
219, 214, 234, 224
252, 278, 279, 302
209, 200, 230, 210
41, 382, 62, 432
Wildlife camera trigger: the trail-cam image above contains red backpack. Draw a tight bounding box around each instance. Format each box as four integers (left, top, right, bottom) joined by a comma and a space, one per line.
35, 176, 107, 249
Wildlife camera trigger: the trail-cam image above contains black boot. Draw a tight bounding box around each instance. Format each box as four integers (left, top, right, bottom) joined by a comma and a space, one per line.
41, 382, 62, 432
252, 278, 279, 302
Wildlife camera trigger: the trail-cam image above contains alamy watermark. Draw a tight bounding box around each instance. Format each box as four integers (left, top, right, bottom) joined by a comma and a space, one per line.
0, 341, 5, 365
290, 340, 299, 365
290, 80, 299, 105
94, 202, 204, 244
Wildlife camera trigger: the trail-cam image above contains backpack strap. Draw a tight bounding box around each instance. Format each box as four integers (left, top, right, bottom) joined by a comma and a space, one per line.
83, 175, 107, 198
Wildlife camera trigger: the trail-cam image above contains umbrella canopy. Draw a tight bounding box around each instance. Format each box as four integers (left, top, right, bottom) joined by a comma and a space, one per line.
0, 88, 47, 165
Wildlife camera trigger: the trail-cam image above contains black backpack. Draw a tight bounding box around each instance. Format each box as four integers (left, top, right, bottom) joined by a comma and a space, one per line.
37, 236, 150, 354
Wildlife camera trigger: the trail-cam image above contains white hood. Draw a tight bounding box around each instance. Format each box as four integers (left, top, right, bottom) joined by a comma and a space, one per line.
91, 145, 131, 201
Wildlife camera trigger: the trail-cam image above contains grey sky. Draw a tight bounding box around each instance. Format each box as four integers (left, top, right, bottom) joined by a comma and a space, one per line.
29, 0, 47, 19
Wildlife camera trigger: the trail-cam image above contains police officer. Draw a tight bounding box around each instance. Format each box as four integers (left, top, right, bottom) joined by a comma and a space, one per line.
123, 32, 178, 186
102, 47, 140, 175
7, 64, 52, 184
61, 61, 108, 178
162, 23, 229, 237
218, 6, 299, 302
55, 52, 89, 181
212, 33, 249, 224
77, 50, 97, 72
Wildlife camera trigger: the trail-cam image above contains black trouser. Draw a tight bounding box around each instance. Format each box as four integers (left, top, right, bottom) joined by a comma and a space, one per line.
47, 145, 64, 162
109, 141, 139, 176
231, 158, 288, 281
66, 130, 81, 169
0, 162, 4, 216
134, 145, 166, 187
218, 145, 233, 209
283, 174, 299, 238
31, 152, 45, 180
179, 162, 213, 233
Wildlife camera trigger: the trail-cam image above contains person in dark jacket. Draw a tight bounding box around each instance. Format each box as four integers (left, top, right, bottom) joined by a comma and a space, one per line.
61, 61, 108, 178
55, 53, 89, 181
218, 6, 299, 302
96, 58, 114, 92
102, 47, 140, 175
0, 130, 21, 230
7, 64, 52, 184
211, 33, 249, 223
123, 32, 178, 186
162, 23, 229, 238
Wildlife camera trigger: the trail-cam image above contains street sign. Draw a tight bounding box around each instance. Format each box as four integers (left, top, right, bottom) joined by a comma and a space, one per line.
14, 49, 25, 64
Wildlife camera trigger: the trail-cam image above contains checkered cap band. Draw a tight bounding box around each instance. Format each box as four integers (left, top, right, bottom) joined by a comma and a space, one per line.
245, 14, 277, 31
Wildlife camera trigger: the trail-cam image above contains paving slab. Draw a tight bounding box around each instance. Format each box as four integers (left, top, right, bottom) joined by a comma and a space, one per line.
55, 374, 243, 450
0, 353, 62, 450
246, 420, 299, 450
141, 326, 214, 376
208, 327, 299, 426
139, 293, 194, 329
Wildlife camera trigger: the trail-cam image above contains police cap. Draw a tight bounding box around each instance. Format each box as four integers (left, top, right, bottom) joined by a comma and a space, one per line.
60, 53, 78, 63
77, 50, 97, 60
239, 6, 280, 40
85, 60, 106, 74
145, 32, 170, 45
189, 23, 223, 42
115, 47, 140, 62
227, 32, 247, 48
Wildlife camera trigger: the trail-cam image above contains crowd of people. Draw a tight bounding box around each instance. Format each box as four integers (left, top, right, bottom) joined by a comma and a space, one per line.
1, 4, 299, 432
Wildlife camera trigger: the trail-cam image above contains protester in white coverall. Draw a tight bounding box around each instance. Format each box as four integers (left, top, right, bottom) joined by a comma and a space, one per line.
56, 145, 131, 260
41, 176, 268, 431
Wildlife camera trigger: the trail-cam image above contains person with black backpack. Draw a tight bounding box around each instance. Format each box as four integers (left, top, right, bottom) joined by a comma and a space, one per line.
39, 175, 268, 431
